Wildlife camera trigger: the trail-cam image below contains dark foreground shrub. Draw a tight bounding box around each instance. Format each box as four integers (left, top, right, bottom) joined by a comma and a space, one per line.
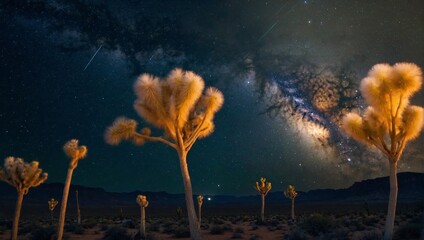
26, 226, 56, 240
210, 225, 224, 235
173, 225, 190, 238
351, 230, 383, 240
394, 222, 422, 240
122, 219, 136, 229
285, 227, 309, 240
133, 231, 156, 240
300, 214, 336, 236
231, 232, 243, 239
102, 226, 131, 240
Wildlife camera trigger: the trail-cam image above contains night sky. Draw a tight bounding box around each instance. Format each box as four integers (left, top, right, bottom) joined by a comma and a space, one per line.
1, 0, 423, 195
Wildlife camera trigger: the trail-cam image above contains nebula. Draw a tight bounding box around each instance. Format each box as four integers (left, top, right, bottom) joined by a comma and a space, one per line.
238, 54, 397, 180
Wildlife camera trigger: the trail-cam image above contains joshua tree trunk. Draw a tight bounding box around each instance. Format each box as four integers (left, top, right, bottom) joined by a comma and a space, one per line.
11, 191, 24, 240
76, 190, 81, 225
51, 211, 54, 225
198, 204, 202, 227
140, 206, 146, 239
57, 167, 74, 240
291, 198, 295, 221
178, 152, 201, 240
384, 160, 398, 240
260, 194, 265, 222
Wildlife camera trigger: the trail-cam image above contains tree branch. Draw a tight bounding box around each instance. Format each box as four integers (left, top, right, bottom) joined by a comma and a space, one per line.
378, 137, 390, 154
185, 113, 210, 150
134, 133, 177, 149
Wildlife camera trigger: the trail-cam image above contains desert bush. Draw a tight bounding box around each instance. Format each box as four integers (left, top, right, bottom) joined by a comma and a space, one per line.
324, 226, 350, 240
300, 214, 337, 236
102, 226, 131, 240
249, 234, 262, 240
267, 225, 278, 231
121, 219, 136, 229
72, 225, 85, 235
172, 225, 190, 238
0, 225, 7, 234
363, 215, 379, 226
284, 227, 310, 240
351, 230, 383, 240
82, 218, 98, 229
222, 223, 232, 231
148, 221, 161, 232
133, 231, 156, 240
200, 223, 209, 230
26, 226, 56, 240
234, 226, 244, 233
231, 232, 243, 239
249, 224, 258, 230
394, 222, 422, 240
211, 217, 225, 225
161, 222, 175, 234
100, 224, 109, 231
209, 225, 225, 235
0, 220, 12, 230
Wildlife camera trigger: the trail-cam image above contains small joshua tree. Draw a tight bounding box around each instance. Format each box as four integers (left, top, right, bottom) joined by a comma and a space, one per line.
57, 139, 87, 240
0, 157, 48, 240
342, 63, 423, 240
284, 185, 298, 221
76, 190, 81, 224
105, 68, 224, 240
197, 195, 203, 226
48, 198, 59, 224
254, 177, 272, 222
136, 195, 149, 239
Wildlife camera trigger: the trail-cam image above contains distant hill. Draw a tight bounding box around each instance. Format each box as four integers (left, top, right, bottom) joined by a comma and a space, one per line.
0, 172, 423, 208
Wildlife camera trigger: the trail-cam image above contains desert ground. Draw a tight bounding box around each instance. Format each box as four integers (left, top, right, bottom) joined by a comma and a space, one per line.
0, 202, 423, 240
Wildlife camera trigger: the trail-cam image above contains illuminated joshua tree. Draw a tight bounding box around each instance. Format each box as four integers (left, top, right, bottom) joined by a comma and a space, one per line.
57, 139, 87, 240
48, 198, 59, 223
136, 195, 149, 239
342, 63, 423, 240
284, 185, 298, 221
197, 195, 203, 226
254, 177, 272, 222
0, 157, 48, 240
105, 68, 224, 240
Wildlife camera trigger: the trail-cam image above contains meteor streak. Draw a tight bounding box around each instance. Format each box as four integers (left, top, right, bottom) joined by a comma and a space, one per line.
83, 45, 103, 71
258, 21, 279, 41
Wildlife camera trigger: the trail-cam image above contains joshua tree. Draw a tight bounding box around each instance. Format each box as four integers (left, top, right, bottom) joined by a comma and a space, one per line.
136, 195, 149, 239
254, 177, 272, 222
284, 185, 298, 221
342, 63, 423, 240
76, 189, 81, 224
0, 157, 48, 240
57, 139, 87, 240
48, 198, 59, 224
197, 195, 203, 226
105, 68, 224, 240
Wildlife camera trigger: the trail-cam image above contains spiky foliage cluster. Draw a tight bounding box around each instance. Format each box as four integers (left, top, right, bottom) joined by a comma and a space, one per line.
0, 157, 48, 194
284, 185, 298, 199
342, 63, 423, 159
255, 177, 272, 196
48, 198, 58, 211
197, 195, 204, 206
63, 139, 88, 169
136, 195, 149, 208
105, 68, 224, 151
